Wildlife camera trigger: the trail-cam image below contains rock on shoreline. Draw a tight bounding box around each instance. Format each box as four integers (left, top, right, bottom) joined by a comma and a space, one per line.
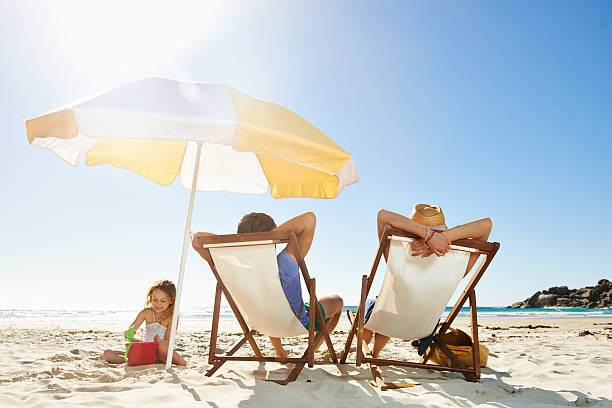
508, 279, 612, 309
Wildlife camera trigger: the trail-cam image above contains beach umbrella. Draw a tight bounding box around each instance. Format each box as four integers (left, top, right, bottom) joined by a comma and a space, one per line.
25, 77, 359, 369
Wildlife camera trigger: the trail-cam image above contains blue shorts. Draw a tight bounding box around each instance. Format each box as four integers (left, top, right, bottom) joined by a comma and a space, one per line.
364, 299, 376, 324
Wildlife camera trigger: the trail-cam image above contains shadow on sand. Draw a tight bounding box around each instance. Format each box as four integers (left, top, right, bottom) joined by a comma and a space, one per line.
187, 362, 611, 407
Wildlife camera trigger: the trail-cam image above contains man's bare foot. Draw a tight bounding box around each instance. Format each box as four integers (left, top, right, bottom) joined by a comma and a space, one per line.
275, 348, 291, 359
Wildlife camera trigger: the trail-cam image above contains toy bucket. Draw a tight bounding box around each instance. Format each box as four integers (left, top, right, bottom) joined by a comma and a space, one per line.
125, 342, 158, 366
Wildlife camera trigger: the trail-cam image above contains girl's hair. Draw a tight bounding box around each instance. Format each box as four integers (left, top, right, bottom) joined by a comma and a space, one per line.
145, 280, 177, 327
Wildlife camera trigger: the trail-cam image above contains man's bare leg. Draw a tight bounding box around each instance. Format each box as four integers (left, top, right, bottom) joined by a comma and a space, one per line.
314, 295, 343, 350
270, 337, 290, 358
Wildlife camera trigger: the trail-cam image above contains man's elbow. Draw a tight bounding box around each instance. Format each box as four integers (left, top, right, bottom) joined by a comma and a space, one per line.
303, 211, 316, 228
482, 217, 492, 232
191, 233, 201, 250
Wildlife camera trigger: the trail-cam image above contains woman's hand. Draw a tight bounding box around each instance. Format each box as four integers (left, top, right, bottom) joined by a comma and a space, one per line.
426, 232, 451, 256
409, 239, 434, 258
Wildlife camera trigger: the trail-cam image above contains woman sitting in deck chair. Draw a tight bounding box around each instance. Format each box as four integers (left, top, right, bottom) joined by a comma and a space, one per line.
193, 211, 344, 359
363, 204, 492, 358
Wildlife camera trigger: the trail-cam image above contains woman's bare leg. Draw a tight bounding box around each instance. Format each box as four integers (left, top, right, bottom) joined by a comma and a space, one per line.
359, 329, 389, 357
372, 333, 390, 358
363, 328, 373, 344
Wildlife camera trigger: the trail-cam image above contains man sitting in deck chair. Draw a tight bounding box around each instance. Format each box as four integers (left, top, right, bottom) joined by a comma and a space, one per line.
193, 211, 344, 359
362, 205, 492, 358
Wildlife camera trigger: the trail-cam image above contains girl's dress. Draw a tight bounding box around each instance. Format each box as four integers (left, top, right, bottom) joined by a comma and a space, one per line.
144, 309, 167, 342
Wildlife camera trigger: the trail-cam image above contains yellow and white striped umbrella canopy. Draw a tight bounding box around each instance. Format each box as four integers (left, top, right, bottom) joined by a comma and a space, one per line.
26, 77, 358, 198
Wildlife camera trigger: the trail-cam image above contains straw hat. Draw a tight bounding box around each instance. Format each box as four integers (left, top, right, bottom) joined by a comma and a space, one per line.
410, 204, 447, 230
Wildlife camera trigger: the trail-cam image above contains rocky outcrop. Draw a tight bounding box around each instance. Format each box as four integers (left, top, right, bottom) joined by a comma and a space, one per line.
508, 279, 612, 309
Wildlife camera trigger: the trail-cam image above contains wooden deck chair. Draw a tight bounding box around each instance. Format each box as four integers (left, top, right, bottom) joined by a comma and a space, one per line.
340, 225, 500, 390
195, 230, 338, 385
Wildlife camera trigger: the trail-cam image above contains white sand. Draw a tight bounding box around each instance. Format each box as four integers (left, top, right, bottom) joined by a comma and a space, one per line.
1, 318, 611, 407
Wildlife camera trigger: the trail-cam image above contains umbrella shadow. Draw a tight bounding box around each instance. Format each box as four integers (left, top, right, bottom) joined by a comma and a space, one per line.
170, 372, 213, 405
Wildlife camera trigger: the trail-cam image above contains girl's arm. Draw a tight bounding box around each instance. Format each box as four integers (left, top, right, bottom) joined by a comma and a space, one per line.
129, 308, 150, 331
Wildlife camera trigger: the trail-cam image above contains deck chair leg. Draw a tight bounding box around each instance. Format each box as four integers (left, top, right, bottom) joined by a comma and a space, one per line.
313, 296, 338, 363
308, 279, 315, 368
469, 290, 481, 379
340, 309, 358, 363
208, 263, 264, 359
265, 362, 306, 386
359, 328, 419, 391
206, 330, 258, 377
343, 228, 387, 365
356, 275, 367, 366
264, 345, 314, 386
436, 253, 495, 344
208, 283, 222, 365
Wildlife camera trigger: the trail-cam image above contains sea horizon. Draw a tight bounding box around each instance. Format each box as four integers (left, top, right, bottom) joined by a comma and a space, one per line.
2, 306, 610, 323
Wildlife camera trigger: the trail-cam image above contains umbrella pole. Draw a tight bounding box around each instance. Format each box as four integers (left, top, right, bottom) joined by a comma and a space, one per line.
165, 142, 203, 370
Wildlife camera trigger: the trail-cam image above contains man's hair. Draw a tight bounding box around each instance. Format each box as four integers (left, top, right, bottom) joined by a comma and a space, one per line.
237, 212, 277, 233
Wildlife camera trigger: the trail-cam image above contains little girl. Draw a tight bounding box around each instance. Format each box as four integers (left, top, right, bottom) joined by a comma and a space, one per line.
102, 280, 187, 366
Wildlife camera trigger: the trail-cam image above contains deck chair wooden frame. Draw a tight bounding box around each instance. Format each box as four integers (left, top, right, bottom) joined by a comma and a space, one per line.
196, 230, 338, 386
340, 224, 500, 390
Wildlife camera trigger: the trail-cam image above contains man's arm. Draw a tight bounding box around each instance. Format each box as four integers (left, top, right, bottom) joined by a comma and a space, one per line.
274, 212, 316, 261
191, 232, 217, 268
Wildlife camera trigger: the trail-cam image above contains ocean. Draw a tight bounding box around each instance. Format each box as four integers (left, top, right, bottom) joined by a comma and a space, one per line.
1, 306, 610, 323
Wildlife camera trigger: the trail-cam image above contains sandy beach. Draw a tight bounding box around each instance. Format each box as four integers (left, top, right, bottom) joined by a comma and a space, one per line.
1, 317, 611, 407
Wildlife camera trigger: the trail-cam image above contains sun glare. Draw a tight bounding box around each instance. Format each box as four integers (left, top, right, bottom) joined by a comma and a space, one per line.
50, 1, 232, 72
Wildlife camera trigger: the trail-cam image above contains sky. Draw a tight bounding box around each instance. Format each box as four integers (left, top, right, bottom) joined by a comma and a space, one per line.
1, 0, 611, 311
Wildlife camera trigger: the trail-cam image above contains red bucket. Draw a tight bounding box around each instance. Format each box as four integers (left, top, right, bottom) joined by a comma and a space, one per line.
125, 342, 158, 366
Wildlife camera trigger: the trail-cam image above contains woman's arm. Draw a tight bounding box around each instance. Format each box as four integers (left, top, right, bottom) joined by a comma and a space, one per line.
441, 218, 492, 243
275, 212, 316, 261
442, 217, 492, 275
377, 209, 451, 258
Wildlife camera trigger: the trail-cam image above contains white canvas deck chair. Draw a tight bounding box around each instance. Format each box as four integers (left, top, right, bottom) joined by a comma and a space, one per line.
196, 230, 338, 385
340, 225, 500, 389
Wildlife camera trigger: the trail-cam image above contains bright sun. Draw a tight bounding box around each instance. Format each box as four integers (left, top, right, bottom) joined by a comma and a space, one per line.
50, 1, 232, 73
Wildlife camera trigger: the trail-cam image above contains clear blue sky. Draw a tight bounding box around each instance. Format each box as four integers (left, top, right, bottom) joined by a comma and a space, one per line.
1, 1, 610, 310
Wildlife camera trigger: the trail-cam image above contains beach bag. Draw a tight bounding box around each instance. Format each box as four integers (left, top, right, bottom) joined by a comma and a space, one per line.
412, 328, 489, 368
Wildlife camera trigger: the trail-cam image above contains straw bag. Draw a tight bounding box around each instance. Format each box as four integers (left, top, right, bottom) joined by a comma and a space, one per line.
412, 328, 489, 368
